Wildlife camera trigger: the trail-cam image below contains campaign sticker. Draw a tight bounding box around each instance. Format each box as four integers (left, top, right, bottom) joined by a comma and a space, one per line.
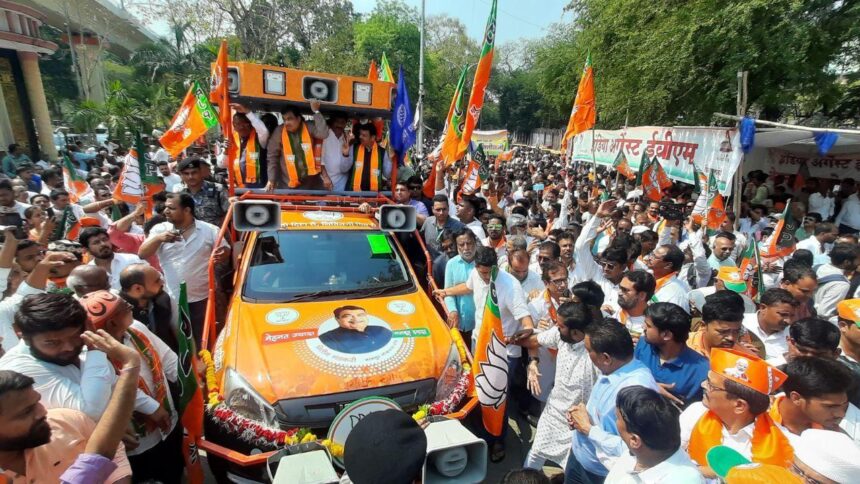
386, 300, 415, 315
266, 308, 300, 325
262, 328, 319, 345
303, 211, 343, 222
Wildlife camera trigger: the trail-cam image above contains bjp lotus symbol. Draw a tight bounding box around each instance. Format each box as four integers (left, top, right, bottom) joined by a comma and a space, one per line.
475, 332, 508, 409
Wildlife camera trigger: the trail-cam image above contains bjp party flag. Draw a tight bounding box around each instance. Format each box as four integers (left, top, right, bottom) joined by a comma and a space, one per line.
160, 81, 218, 157
473, 266, 508, 436
114, 133, 164, 205
457, 0, 497, 155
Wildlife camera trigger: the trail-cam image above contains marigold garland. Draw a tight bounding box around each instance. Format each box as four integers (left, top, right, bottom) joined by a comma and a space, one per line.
199, 350, 222, 408
203, 333, 470, 452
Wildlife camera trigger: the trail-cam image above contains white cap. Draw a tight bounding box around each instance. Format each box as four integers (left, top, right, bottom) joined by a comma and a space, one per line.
795, 428, 860, 483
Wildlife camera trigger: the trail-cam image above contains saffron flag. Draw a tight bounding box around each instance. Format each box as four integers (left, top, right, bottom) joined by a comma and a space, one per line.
642, 158, 671, 201
114, 133, 165, 204
705, 170, 727, 231
390, 66, 416, 157
209, 40, 230, 129
367, 59, 379, 80
441, 65, 469, 166
792, 160, 810, 192
561, 53, 596, 150
51, 206, 81, 241
61, 154, 94, 203
160, 81, 219, 157
457, 0, 497, 155
765, 199, 798, 257
495, 147, 515, 172
422, 145, 442, 199
459, 144, 488, 198
379, 52, 394, 83
612, 150, 635, 179
176, 282, 205, 484
473, 266, 507, 436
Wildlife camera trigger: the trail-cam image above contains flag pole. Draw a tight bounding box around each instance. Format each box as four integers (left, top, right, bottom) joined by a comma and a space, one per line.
416, 0, 425, 158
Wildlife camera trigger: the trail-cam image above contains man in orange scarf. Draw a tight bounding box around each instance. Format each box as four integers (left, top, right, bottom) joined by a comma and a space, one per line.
265, 100, 333, 191
679, 348, 793, 479
341, 123, 392, 192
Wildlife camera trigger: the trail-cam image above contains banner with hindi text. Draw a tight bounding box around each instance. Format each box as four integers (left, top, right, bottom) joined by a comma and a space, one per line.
472, 130, 509, 155
763, 149, 860, 180
571, 127, 743, 195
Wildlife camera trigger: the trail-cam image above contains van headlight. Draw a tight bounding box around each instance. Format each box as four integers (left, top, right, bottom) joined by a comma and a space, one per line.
223, 368, 277, 427
434, 343, 464, 401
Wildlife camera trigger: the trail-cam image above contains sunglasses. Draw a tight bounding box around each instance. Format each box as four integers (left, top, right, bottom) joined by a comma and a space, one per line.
487, 224, 503, 230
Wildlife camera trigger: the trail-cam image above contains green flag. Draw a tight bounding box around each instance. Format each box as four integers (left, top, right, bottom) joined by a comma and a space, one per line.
635, 151, 650, 186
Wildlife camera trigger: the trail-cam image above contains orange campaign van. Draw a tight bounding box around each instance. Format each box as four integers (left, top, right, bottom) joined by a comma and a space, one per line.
199, 192, 477, 480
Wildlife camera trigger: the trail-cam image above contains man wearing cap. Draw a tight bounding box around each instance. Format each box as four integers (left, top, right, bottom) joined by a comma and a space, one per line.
742, 288, 799, 364
688, 291, 762, 359
689, 266, 757, 316
836, 300, 860, 407
342, 409, 427, 484
792, 429, 860, 483
176, 156, 230, 227
768, 356, 852, 446
79, 290, 183, 483
679, 348, 793, 477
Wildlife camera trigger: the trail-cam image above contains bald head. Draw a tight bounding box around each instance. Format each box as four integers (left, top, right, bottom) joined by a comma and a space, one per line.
120, 263, 163, 301
66, 265, 109, 298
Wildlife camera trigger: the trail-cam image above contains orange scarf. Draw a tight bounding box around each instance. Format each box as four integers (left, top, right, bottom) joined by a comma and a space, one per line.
352, 143, 380, 191
688, 410, 793, 468
491, 236, 506, 250
120, 327, 173, 434
281, 122, 317, 188
543, 290, 559, 357
650, 272, 677, 303
232, 131, 258, 187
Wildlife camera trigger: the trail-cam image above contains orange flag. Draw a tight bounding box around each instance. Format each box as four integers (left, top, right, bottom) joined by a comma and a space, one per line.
422, 147, 442, 199
473, 266, 508, 436
367, 59, 379, 80
642, 158, 672, 201
459, 159, 482, 198
210, 40, 230, 129
160, 82, 219, 157
561, 54, 596, 150
441, 65, 469, 165
456, 0, 497, 155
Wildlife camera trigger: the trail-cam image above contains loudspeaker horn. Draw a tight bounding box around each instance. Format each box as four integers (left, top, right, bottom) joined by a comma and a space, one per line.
379, 205, 416, 232
233, 200, 281, 231
422, 419, 487, 484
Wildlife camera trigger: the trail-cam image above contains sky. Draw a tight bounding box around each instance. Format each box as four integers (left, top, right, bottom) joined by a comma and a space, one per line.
352, 0, 572, 43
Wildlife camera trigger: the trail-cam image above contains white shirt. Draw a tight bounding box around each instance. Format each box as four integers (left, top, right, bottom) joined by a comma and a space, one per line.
0, 341, 115, 421
322, 130, 351, 191
124, 320, 179, 455
796, 236, 830, 263
604, 448, 704, 484
742, 312, 788, 364
527, 292, 560, 403
88, 252, 145, 292
839, 402, 860, 444
160, 173, 182, 193
462, 218, 487, 240
571, 214, 623, 309
738, 218, 768, 235
467, 269, 531, 358
512, 268, 544, 301
147, 220, 227, 303
689, 286, 757, 315
835, 193, 860, 230
680, 401, 756, 461
0, 200, 30, 218
654, 275, 691, 313
808, 192, 835, 220
154, 147, 170, 163
814, 264, 850, 318
0, 281, 44, 353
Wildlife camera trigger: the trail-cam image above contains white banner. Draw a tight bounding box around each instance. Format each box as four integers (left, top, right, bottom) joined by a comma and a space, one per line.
764, 149, 860, 180
473, 129, 509, 156
571, 126, 743, 195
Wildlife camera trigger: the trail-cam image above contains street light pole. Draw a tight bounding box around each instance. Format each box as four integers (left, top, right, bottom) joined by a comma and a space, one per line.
417, 0, 425, 157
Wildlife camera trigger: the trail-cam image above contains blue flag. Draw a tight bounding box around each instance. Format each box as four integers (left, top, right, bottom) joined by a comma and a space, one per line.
814, 131, 839, 156
390, 65, 416, 157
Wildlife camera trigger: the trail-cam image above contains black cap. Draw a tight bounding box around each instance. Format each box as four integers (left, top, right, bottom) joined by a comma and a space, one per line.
343, 409, 427, 484
176, 156, 202, 172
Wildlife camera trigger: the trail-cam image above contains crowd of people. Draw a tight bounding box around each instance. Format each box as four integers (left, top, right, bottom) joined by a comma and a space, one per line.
0, 98, 858, 484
